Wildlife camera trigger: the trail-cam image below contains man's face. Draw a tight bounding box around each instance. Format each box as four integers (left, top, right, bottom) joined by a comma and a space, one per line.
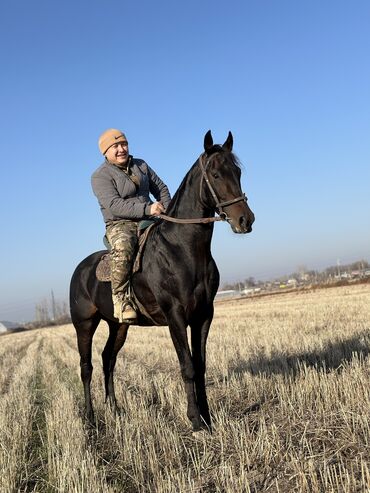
105, 141, 129, 166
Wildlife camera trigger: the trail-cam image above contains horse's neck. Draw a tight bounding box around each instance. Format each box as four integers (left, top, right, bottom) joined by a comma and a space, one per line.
166, 162, 211, 217
159, 164, 215, 246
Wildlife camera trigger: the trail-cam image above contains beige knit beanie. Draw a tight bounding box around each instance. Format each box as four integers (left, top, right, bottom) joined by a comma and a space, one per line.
98, 129, 127, 154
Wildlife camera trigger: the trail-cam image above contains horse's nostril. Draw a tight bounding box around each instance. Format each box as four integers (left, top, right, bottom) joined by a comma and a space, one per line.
239, 216, 246, 228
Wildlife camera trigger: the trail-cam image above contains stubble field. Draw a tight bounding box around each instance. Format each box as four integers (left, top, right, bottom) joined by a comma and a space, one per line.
0, 284, 370, 492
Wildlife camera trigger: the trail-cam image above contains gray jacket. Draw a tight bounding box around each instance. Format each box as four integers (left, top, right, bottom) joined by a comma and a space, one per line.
91, 157, 171, 224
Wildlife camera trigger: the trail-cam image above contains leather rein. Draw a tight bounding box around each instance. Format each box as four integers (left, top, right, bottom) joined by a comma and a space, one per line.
158, 152, 246, 225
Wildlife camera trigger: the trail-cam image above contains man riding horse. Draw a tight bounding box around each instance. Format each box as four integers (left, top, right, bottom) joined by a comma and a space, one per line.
91, 129, 171, 323
72, 130, 254, 429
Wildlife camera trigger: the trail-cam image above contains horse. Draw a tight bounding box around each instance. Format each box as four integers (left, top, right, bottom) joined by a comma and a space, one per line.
69, 130, 255, 432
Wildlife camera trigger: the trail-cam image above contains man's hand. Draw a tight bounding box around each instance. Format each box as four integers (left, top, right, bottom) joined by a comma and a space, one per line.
149, 201, 165, 216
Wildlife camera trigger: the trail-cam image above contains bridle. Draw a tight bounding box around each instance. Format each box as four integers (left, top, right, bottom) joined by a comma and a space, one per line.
198, 152, 246, 220
159, 152, 247, 224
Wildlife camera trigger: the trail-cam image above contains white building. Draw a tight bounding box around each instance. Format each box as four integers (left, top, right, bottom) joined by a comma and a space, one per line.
0, 323, 8, 333
241, 288, 254, 296
215, 290, 238, 300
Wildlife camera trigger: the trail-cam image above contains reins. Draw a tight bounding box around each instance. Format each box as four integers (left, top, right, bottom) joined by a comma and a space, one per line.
158, 214, 224, 224
158, 152, 246, 225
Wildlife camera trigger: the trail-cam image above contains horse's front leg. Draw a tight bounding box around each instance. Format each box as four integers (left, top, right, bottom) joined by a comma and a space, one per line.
167, 310, 202, 431
191, 310, 213, 431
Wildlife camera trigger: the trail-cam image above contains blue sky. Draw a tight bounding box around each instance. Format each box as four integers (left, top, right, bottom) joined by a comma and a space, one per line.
0, 0, 369, 322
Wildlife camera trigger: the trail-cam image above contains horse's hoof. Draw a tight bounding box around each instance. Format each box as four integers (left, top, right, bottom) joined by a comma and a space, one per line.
108, 405, 123, 417
191, 419, 210, 432
85, 410, 96, 427
201, 417, 212, 433
192, 418, 212, 434
192, 428, 209, 438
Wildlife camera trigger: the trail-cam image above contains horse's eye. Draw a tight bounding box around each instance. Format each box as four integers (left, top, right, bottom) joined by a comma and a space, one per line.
212, 173, 219, 179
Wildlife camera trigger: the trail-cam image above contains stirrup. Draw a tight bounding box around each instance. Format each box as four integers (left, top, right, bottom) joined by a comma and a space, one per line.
121, 301, 137, 322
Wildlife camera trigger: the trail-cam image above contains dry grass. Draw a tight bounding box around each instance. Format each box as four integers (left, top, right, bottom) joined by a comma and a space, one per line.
0, 284, 370, 492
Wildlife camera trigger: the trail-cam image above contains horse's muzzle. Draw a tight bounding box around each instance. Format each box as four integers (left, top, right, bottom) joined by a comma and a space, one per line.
230, 211, 255, 234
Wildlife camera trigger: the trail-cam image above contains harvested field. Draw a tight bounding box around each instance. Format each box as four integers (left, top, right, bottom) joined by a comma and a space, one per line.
0, 284, 370, 492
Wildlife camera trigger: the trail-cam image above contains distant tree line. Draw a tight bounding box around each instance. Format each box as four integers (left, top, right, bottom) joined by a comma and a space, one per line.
222, 259, 370, 291
30, 291, 71, 328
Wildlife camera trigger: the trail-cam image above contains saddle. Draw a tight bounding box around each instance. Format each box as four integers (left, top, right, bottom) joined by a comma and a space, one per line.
95, 222, 160, 324
96, 222, 155, 282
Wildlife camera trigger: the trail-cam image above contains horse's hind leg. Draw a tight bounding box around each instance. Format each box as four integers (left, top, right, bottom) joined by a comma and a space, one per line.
75, 316, 100, 424
102, 321, 129, 412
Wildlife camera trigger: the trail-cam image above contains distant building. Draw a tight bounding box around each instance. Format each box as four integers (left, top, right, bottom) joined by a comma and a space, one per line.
215, 290, 238, 300
241, 288, 254, 296
287, 279, 298, 286
0, 323, 8, 333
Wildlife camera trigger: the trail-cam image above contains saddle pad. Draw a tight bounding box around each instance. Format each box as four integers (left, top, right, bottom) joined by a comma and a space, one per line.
96, 253, 111, 282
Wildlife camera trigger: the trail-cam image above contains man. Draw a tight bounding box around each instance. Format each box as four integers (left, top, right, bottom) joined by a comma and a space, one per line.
91, 129, 171, 322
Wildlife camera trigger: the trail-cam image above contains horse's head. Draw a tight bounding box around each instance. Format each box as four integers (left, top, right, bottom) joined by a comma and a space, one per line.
200, 130, 255, 234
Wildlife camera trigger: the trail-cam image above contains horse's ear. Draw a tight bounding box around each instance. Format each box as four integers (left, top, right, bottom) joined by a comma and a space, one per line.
222, 131, 233, 152
204, 130, 213, 153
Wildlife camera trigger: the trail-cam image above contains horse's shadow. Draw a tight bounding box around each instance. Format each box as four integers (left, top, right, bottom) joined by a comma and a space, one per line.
209, 330, 370, 420
229, 330, 370, 379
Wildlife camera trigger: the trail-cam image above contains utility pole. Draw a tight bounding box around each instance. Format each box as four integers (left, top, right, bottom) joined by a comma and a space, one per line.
51, 290, 56, 321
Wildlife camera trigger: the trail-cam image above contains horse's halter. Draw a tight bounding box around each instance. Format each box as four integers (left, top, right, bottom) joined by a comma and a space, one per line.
198, 152, 246, 221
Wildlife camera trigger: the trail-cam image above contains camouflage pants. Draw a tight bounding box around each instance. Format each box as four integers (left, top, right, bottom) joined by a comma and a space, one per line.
105, 221, 138, 300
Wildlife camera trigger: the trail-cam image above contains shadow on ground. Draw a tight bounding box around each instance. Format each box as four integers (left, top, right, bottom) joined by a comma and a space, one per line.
228, 330, 370, 379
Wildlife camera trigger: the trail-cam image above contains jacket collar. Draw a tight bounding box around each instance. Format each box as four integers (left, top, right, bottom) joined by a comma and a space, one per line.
105, 155, 133, 171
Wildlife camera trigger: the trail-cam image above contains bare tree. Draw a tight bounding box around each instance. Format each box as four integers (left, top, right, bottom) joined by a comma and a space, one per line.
35, 298, 50, 324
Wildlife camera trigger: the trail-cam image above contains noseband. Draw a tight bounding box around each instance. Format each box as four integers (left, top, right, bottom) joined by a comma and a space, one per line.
198, 152, 246, 221
159, 152, 246, 225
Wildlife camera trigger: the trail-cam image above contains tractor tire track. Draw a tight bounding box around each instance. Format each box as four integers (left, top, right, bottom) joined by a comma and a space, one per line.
17, 338, 49, 492
0, 338, 33, 397
0, 336, 42, 492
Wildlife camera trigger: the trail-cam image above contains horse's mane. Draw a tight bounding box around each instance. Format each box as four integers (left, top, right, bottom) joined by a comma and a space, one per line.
209, 146, 242, 169
164, 148, 242, 216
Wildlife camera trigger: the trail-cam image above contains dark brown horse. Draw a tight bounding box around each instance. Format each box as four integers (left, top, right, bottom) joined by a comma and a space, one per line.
69, 131, 255, 431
